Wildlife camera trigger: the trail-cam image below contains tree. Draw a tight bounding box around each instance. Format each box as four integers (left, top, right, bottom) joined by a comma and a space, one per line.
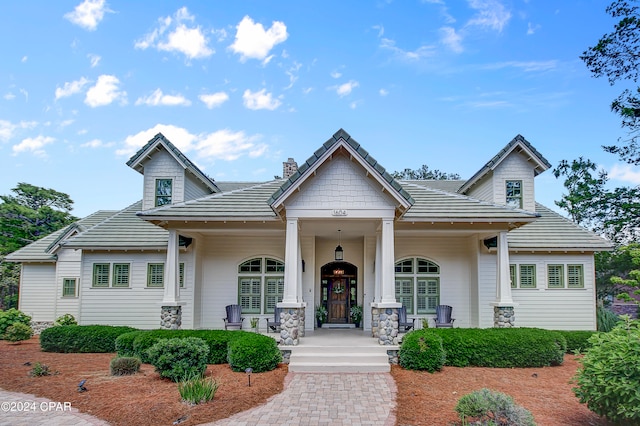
0, 183, 77, 310
391, 164, 460, 180
581, 0, 640, 164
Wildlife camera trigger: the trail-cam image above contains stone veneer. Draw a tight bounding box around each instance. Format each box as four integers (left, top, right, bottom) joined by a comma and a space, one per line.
493, 306, 515, 328
279, 307, 305, 346
371, 307, 400, 345
160, 305, 182, 330
30, 321, 54, 335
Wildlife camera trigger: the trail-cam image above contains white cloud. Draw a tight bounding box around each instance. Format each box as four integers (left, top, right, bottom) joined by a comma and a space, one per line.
64, 0, 112, 31
199, 92, 229, 109
284, 62, 302, 90
466, 0, 511, 32
242, 89, 282, 110
609, 163, 640, 185
379, 89, 389, 96
55, 77, 90, 100
81, 139, 112, 148
117, 124, 197, 157
527, 22, 540, 35
372, 25, 384, 38
135, 89, 191, 106
135, 7, 213, 60
88, 53, 101, 67
85, 75, 126, 107
4, 93, 15, 101
333, 80, 359, 97
229, 16, 288, 62
330, 71, 342, 79
195, 129, 266, 161
481, 60, 558, 72
12, 135, 55, 157
0, 120, 37, 142
440, 27, 464, 53
379, 38, 436, 61
21, 56, 27, 63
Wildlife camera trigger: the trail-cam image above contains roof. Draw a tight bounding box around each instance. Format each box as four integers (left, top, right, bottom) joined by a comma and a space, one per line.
507, 204, 612, 251
126, 132, 220, 193
4, 210, 117, 262
458, 134, 552, 194
267, 129, 415, 210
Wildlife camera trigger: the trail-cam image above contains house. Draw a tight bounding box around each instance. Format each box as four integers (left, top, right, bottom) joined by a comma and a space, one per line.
6, 129, 611, 344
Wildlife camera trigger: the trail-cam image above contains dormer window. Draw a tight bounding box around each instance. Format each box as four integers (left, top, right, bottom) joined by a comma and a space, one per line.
155, 179, 172, 206
505, 180, 522, 208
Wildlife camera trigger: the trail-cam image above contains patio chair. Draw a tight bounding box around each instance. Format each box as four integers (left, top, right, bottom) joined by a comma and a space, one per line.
223, 304, 244, 330
398, 306, 415, 332
264, 307, 283, 333
434, 305, 455, 328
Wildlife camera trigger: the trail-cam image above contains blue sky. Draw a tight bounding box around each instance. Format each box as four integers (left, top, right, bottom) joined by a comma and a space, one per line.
0, 0, 636, 218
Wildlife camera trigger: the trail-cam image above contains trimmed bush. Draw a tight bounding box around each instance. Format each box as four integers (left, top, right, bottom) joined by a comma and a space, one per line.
573, 317, 640, 424
146, 337, 209, 382
455, 388, 536, 426
53, 314, 78, 327
114, 331, 140, 357
40, 325, 138, 353
554, 330, 598, 354
399, 331, 445, 372
227, 332, 282, 373
0, 309, 32, 338
110, 356, 141, 376
4, 323, 33, 343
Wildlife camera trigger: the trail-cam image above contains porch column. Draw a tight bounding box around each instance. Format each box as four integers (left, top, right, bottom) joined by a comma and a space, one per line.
374, 232, 382, 303
491, 231, 517, 327
380, 218, 398, 305
160, 229, 182, 330
279, 218, 305, 345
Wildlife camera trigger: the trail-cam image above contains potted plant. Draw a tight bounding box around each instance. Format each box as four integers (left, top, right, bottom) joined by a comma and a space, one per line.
315, 304, 328, 328
350, 304, 363, 328
250, 317, 259, 332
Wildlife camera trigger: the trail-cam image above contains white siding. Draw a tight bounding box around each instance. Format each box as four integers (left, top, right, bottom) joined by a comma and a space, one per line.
142, 150, 185, 211
466, 174, 494, 203
184, 173, 211, 201
492, 153, 536, 212
18, 264, 56, 321
54, 248, 82, 321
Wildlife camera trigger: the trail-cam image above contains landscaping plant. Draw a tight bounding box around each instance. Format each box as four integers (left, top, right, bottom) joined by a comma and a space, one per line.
455, 388, 536, 426
0, 308, 31, 338
178, 373, 220, 405
146, 337, 209, 382
3, 322, 33, 343
40, 325, 137, 353
227, 332, 282, 373
29, 362, 53, 377
573, 316, 640, 424
398, 330, 445, 372
109, 356, 141, 376
53, 313, 78, 327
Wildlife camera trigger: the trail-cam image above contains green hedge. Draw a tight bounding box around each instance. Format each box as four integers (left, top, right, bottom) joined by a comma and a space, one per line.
398, 330, 445, 372
553, 330, 598, 353
227, 332, 282, 373
40, 325, 138, 353
116, 329, 246, 364
402, 328, 566, 369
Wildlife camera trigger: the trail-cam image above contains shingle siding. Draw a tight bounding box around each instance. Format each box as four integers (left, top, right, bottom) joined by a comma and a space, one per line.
142, 150, 185, 211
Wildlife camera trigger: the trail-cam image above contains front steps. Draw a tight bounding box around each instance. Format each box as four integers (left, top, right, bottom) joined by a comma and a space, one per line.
286, 329, 395, 373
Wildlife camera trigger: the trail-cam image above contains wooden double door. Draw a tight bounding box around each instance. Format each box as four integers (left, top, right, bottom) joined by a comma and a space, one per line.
321, 262, 357, 324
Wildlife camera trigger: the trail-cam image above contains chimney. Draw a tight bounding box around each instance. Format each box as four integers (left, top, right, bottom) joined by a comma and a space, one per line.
283, 158, 298, 179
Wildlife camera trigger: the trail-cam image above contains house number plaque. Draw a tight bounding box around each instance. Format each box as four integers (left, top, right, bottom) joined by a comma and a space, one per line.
331, 209, 347, 216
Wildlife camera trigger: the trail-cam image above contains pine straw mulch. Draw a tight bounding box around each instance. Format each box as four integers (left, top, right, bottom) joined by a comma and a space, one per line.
1, 337, 610, 426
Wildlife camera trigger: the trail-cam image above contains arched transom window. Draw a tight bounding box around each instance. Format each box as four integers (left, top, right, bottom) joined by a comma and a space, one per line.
238, 257, 284, 314
394, 258, 440, 315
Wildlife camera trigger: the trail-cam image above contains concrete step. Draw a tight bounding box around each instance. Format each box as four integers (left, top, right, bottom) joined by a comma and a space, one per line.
288, 344, 391, 373
289, 361, 390, 373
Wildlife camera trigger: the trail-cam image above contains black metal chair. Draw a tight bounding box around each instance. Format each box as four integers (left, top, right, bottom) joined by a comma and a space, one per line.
398, 306, 415, 332
223, 304, 244, 330
434, 305, 455, 328
265, 307, 283, 333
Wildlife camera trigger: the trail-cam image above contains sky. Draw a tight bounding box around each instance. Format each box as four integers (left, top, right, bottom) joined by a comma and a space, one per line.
0, 0, 638, 218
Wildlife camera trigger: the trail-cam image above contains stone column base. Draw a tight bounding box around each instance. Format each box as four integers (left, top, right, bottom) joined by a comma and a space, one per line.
493, 306, 515, 328
279, 307, 305, 345
160, 305, 182, 330
372, 307, 400, 345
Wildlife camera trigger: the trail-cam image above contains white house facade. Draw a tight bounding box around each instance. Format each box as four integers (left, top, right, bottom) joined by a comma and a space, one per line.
7, 129, 611, 345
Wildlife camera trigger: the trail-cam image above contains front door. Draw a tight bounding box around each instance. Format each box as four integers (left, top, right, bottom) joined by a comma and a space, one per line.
327, 278, 348, 323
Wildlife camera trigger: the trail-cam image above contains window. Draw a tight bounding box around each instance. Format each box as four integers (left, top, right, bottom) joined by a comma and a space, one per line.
147, 263, 164, 287
179, 263, 185, 288
62, 278, 77, 297
395, 258, 440, 314
519, 265, 536, 288
155, 179, 172, 206
568, 265, 584, 288
113, 264, 130, 287
92, 264, 110, 287
510, 265, 517, 288
237, 257, 284, 314
547, 265, 564, 289
506, 180, 523, 208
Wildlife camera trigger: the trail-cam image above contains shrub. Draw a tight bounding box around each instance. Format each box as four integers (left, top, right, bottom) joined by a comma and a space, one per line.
29, 362, 53, 377
398, 331, 445, 372
227, 332, 282, 373
146, 337, 209, 382
40, 325, 137, 353
573, 316, 640, 423
554, 330, 598, 354
178, 374, 219, 405
4, 323, 33, 343
110, 356, 141, 376
596, 305, 620, 332
427, 328, 565, 368
455, 388, 536, 426
114, 331, 140, 357
53, 314, 78, 327
0, 309, 32, 338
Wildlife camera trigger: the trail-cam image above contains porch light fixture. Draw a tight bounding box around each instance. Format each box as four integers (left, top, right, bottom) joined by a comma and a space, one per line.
335, 229, 344, 261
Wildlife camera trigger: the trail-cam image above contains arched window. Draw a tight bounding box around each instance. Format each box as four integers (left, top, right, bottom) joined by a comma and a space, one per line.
238, 257, 284, 314
394, 258, 440, 315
